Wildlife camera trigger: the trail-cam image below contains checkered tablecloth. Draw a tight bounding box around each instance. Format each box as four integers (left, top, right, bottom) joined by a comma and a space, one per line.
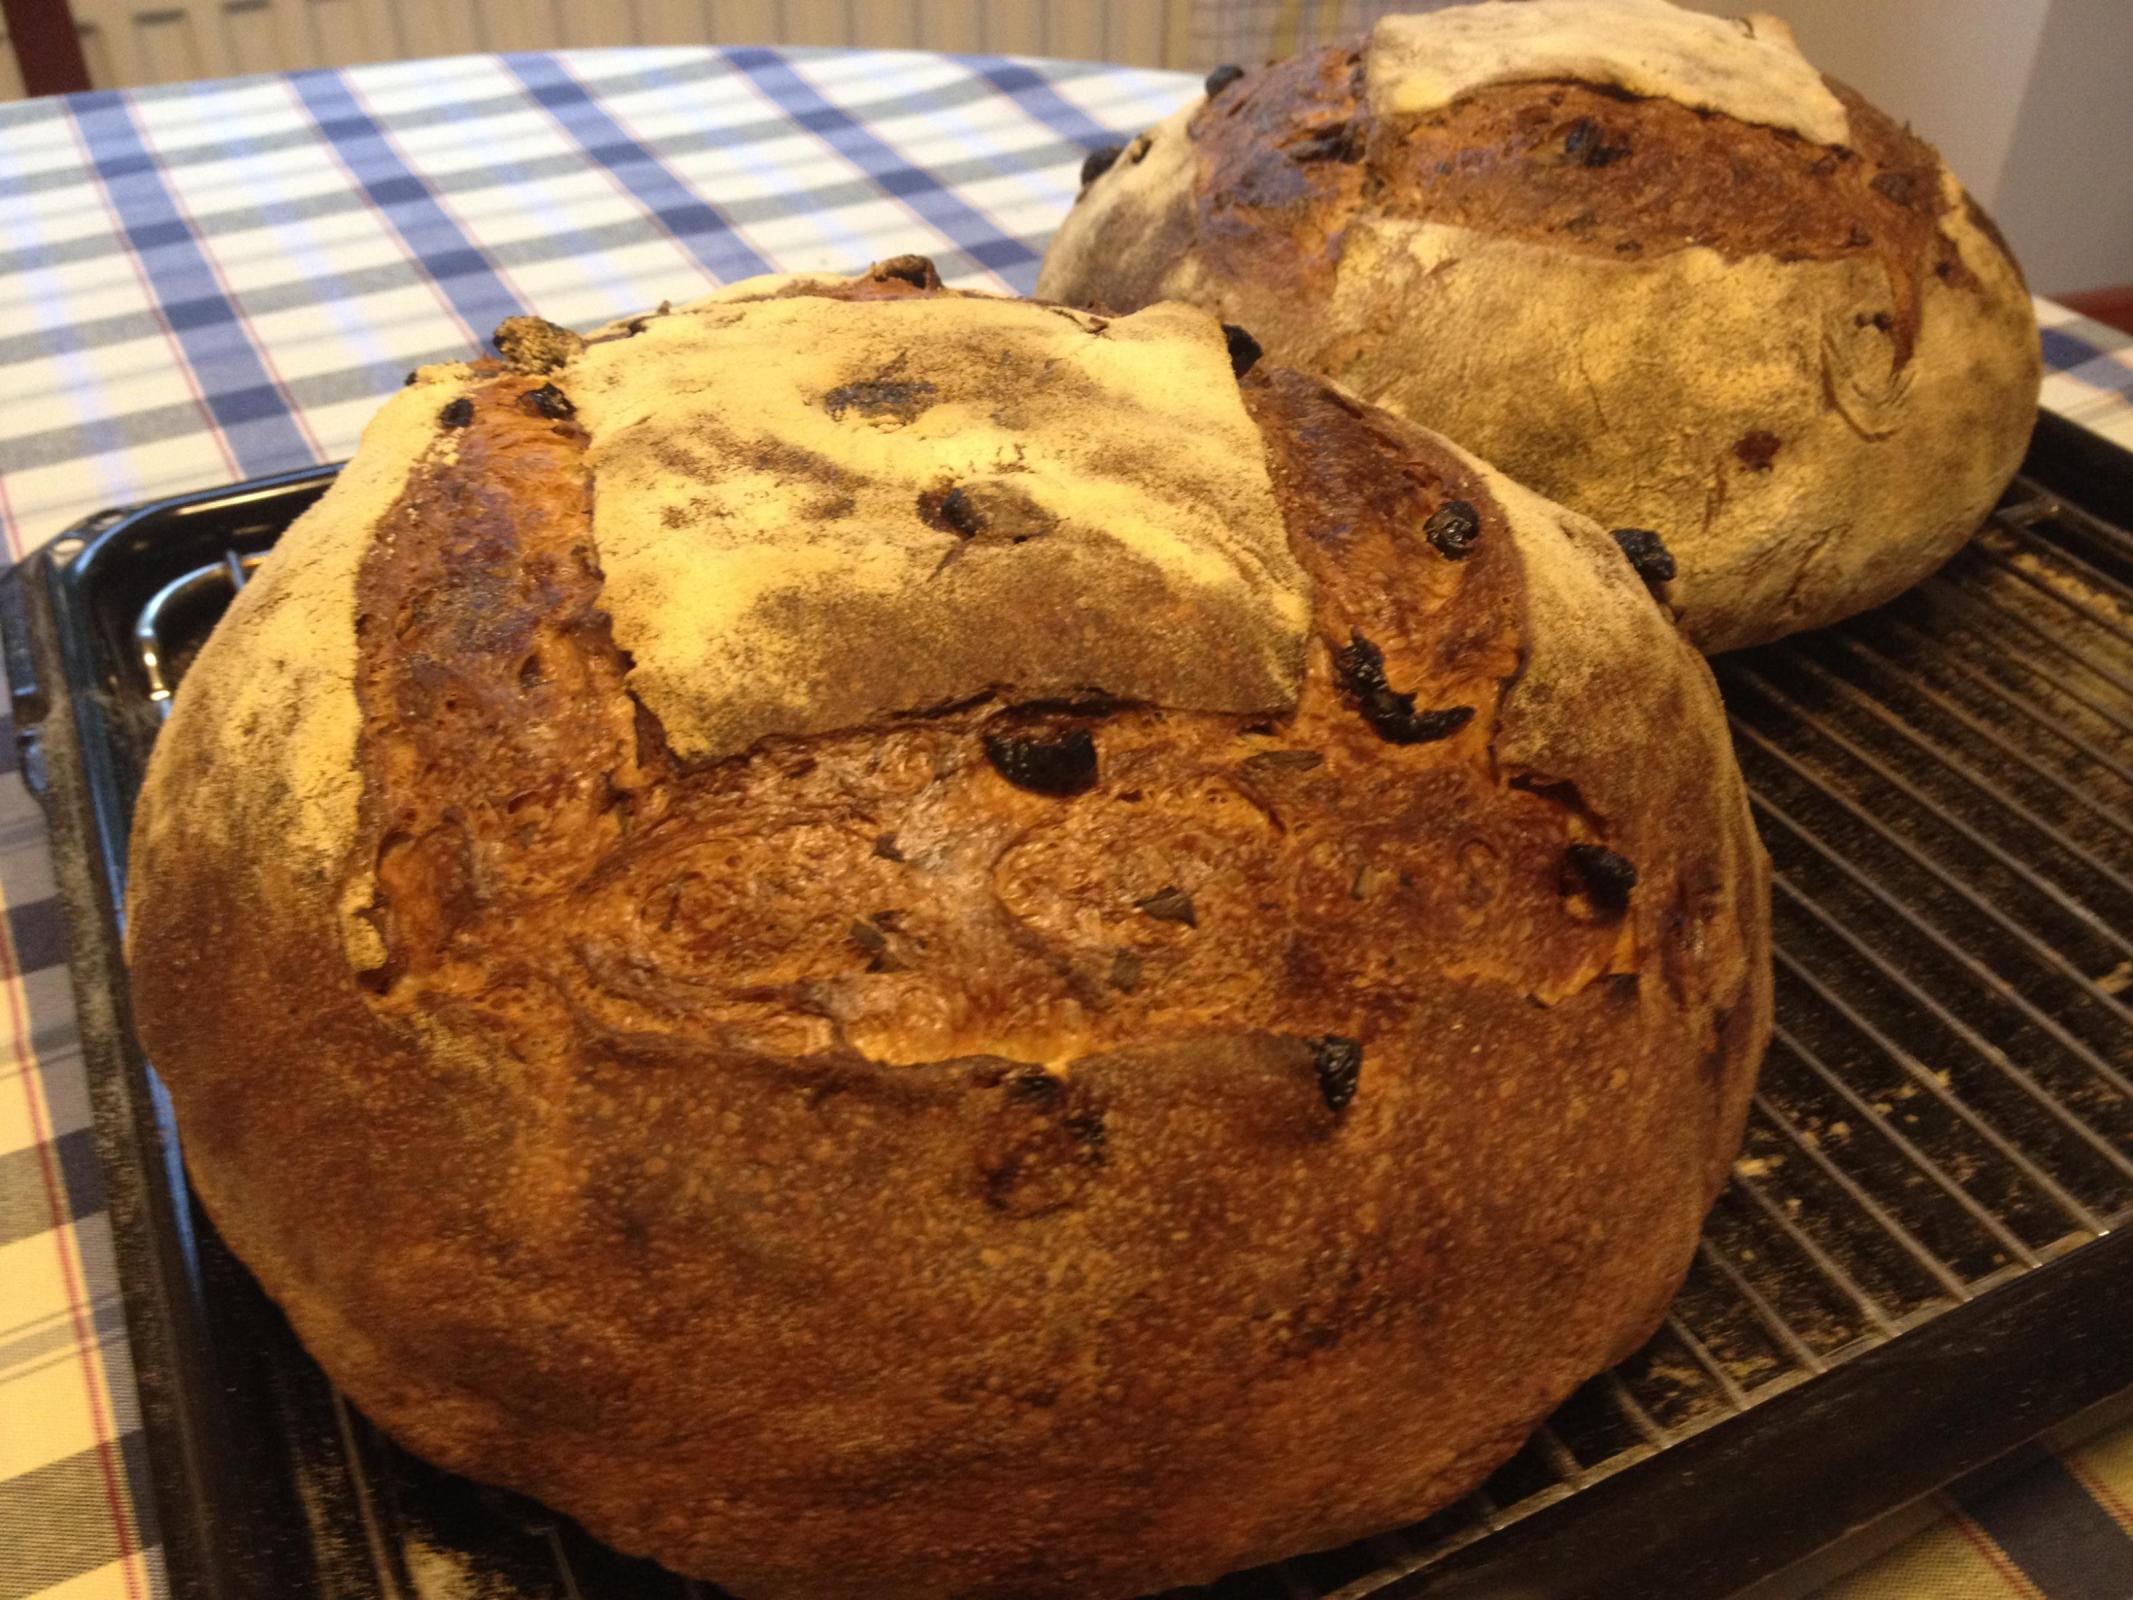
2, 46, 2132, 1600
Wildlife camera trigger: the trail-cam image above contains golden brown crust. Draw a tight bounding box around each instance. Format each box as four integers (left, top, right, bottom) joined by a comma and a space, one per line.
127, 277, 1769, 1599
1036, 7, 2042, 654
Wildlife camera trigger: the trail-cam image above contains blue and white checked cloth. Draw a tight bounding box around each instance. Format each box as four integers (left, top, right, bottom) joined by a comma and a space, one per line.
0, 47, 1187, 556
2, 46, 2132, 1600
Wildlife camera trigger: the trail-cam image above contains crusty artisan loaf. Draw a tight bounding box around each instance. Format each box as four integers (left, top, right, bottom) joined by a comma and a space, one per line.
125, 261, 1771, 1600
1037, 0, 2043, 653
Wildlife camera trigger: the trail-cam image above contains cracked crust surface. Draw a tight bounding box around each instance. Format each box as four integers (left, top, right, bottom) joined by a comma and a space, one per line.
1036, 0, 2041, 653
126, 274, 1769, 1599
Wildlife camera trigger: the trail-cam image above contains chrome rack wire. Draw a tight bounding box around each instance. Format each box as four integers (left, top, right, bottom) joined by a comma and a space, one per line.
135, 547, 260, 717
122, 474, 2133, 1600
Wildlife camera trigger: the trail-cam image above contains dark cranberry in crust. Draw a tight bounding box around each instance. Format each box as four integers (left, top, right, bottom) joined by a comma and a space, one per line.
1611, 527, 1677, 587
1080, 144, 1124, 187
984, 724, 1099, 796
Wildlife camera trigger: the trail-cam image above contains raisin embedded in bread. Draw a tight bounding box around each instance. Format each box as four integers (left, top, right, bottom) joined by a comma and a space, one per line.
125, 267, 1771, 1600
1037, 0, 2042, 653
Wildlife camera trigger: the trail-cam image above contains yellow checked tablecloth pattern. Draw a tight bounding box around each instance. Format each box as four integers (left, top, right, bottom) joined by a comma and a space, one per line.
3, 47, 2133, 1600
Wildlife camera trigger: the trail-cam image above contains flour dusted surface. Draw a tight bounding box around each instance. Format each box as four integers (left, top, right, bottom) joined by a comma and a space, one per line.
568, 295, 1310, 761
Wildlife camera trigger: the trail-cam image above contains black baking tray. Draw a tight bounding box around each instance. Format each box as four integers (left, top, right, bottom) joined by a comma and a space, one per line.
6, 408, 2133, 1600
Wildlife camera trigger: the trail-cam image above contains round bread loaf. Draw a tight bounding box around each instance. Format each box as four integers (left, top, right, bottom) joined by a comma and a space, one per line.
126, 263, 1771, 1599
1036, 0, 2042, 653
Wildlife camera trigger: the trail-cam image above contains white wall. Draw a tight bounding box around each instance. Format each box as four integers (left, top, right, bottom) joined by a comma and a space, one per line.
1986, 0, 2133, 296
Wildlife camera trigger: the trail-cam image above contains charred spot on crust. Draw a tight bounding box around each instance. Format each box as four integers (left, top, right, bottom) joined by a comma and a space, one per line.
1567, 843, 1639, 915
1564, 117, 1631, 168
493, 315, 585, 373
1335, 631, 1475, 746
1108, 948, 1143, 992
1135, 885, 1198, 927
869, 254, 941, 290
852, 912, 913, 972
984, 725, 1098, 797
917, 480, 1057, 543
845, 916, 890, 966
872, 832, 904, 862
1308, 1035, 1363, 1113
1223, 323, 1263, 377
403, 370, 419, 387
1289, 121, 1363, 163
1064, 1107, 1107, 1155
1733, 430, 1781, 472
824, 372, 939, 424
981, 1075, 1109, 1216
1611, 528, 1677, 587
517, 383, 576, 420
1424, 499, 1481, 560
1870, 170, 1923, 208
1205, 63, 1245, 98
1080, 144, 1124, 187
918, 484, 985, 538
1005, 1067, 1064, 1107
438, 397, 474, 429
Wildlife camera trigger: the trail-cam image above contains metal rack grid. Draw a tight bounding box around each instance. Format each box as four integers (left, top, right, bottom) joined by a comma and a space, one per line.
120, 473, 2133, 1599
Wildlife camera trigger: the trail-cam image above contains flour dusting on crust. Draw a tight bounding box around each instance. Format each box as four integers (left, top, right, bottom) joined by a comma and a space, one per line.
568, 294, 1310, 761
1368, 0, 1849, 147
